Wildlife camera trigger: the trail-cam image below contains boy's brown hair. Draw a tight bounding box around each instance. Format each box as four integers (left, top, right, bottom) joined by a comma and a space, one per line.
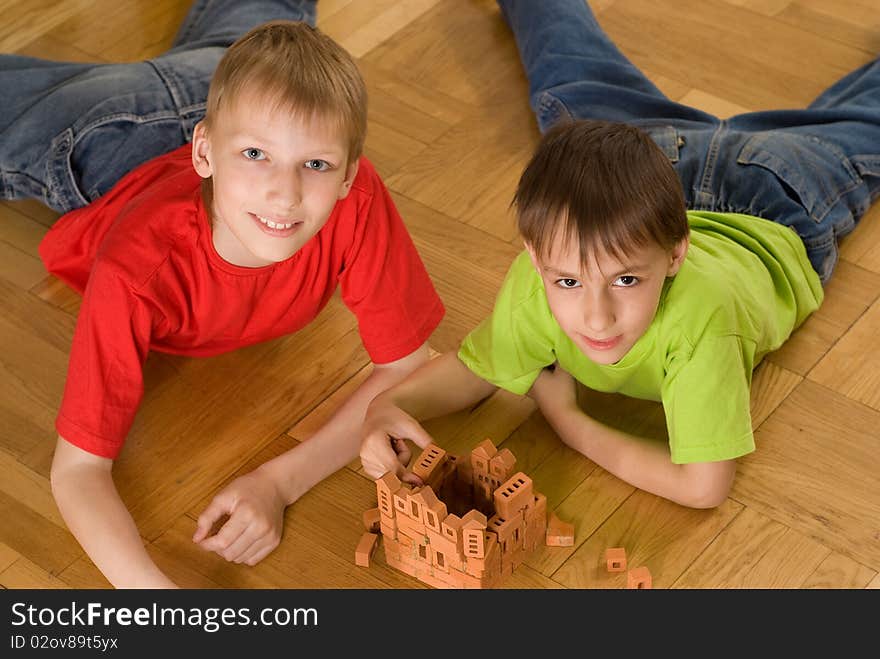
203, 20, 368, 162
515, 119, 688, 265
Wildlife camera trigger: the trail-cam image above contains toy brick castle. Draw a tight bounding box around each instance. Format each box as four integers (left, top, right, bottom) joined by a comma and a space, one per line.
371, 438, 548, 589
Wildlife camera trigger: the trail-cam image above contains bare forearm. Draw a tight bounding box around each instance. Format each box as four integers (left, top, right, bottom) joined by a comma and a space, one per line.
380, 352, 497, 421
542, 403, 730, 508
260, 347, 455, 504
51, 460, 174, 588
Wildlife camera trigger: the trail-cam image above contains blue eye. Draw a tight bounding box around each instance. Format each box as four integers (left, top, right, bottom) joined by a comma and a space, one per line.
242, 148, 265, 160
555, 278, 580, 289
615, 275, 639, 287
305, 159, 330, 171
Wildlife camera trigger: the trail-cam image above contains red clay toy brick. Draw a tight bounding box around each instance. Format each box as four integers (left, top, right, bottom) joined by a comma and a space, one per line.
606, 547, 627, 572
355, 532, 378, 567
627, 565, 653, 589
545, 511, 575, 547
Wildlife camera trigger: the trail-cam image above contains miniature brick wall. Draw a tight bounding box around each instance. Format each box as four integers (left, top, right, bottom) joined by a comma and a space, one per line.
374, 439, 547, 589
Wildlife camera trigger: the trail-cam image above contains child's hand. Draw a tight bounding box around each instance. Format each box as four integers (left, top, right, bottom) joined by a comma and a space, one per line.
360, 398, 433, 484
528, 363, 578, 416
192, 467, 287, 566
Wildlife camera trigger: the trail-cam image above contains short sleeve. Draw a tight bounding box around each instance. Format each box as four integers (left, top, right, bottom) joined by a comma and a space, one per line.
662, 334, 756, 464
458, 254, 556, 395
339, 167, 444, 364
55, 264, 154, 459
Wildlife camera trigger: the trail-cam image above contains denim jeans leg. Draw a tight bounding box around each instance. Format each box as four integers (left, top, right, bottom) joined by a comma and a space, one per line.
496, 0, 716, 132
171, 0, 317, 49
719, 56, 880, 281
0, 55, 207, 213
0, 1, 319, 214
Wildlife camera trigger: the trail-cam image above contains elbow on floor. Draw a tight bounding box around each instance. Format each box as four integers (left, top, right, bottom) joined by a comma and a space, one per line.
680, 485, 730, 510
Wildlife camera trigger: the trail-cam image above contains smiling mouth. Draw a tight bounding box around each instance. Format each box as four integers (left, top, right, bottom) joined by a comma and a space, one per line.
251, 213, 302, 236
255, 214, 299, 229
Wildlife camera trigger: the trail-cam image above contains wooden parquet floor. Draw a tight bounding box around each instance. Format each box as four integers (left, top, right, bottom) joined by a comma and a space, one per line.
1, 0, 878, 589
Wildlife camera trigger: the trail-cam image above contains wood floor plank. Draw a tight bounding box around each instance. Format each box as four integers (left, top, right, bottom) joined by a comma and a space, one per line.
778, 0, 880, 54
0, 0, 89, 53
394, 193, 522, 351
808, 298, 880, 411
0, 278, 77, 354
57, 542, 223, 590
0, 241, 49, 291
288, 363, 372, 473
385, 104, 538, 245
0, 489, 82, 578
363, 0, 527, 107
603, 0, 872, 111
501, 565, 566, 589
721, 0, 792, 16
324, 0, 442, 59
0, 557, 70, 589
525, 469, 635, 579
0, 449, 63, 527
677, 88, 754, 118
749, 361, 802, 429
47, 0, 187, 62
0, 287, 71, 456
29, 275, 82, 316
801, 552, 877, 590
15, 34, 104, 62
732, 380, 880, 570
551, 492, 743, 589
0, 542, 19, 574
768, 260, 880, 376
0, 200, 60, 230
673, 508, 830, 588
359, 59, 466, 137
363, 121, 428, 182
0, 202, 48, 256
840, 203, 880, 274
504, 413, 598, 509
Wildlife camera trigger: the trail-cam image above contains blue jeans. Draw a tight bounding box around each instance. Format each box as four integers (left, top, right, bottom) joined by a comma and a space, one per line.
498, 0, 880, 283
0, 0, 315, 214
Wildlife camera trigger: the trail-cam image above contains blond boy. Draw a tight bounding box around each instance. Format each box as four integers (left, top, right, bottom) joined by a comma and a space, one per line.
39, 20, 443, 587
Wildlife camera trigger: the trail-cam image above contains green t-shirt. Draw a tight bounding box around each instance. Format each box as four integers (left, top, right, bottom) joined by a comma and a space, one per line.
459, 211, 823, 464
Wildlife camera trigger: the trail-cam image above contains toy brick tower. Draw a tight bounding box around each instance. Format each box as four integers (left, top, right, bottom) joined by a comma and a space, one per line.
373, 439, 548, 588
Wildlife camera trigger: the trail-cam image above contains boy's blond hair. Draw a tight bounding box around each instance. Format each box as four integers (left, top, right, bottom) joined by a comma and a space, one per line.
515, 120, 688, 265
203, 20, 368, 162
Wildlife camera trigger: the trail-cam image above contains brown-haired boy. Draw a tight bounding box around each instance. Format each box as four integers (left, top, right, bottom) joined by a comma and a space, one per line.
22, 16, 443, 587
359, 0, 878, 508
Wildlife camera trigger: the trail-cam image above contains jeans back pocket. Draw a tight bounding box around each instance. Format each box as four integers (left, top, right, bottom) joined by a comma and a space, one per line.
736, 131, 863, 224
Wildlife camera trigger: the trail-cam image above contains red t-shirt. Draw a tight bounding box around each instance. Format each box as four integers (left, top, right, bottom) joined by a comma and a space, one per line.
39, 144, 444, 459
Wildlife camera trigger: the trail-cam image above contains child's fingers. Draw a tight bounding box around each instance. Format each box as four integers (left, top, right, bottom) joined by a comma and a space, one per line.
392, 437, 412, 467
400, 419, 434, 451
197, 513, 248, 557
220, 526, 261, 564
239, 539, 277, 567
393, 439, 426, 486
192, 495, 232, 542
363, 435, 408, 481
